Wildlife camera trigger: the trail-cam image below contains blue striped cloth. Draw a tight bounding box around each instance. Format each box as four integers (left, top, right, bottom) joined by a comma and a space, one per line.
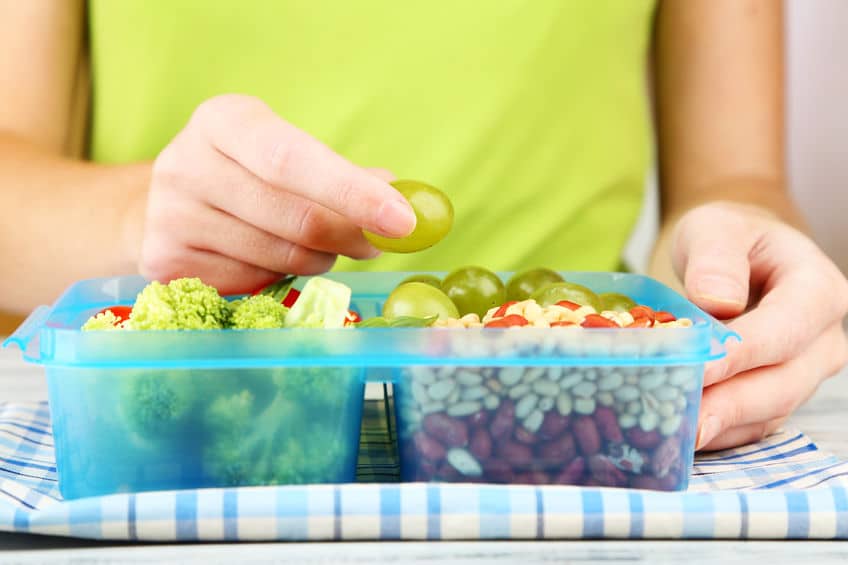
0, 400, 846, 541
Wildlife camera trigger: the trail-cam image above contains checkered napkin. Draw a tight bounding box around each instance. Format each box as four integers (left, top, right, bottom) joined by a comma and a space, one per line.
0, 399, 846, 541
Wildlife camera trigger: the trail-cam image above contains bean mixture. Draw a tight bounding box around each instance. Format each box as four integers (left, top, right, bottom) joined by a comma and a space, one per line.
397, 364, 700, 489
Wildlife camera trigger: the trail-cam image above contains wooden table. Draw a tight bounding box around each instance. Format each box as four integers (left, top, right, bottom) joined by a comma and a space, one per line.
1, 345, 846, 563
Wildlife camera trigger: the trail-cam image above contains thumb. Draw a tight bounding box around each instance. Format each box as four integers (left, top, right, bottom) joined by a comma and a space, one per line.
671, 206, 752, 320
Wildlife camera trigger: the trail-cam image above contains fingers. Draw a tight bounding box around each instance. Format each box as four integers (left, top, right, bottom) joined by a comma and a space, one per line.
365, 167, 397, 182
188, 206, 338, 275
697, 418, 784, 452
695, 323, 848, 449
193, 95, 415, 237
140, 243, 282, 297
708, 253, 846, 384
196, 156, 381, 260
671, 205, 753, 319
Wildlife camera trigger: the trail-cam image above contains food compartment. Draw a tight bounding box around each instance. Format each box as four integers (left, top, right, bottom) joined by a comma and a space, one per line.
46, 366, 365, 499
395, 364, 701, 490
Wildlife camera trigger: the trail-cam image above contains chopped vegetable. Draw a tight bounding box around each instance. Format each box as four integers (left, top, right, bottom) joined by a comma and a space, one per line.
284, 277, 351, 328
230, 295, 288, 329
126, 278, 230, 330
81, 310, 124, 331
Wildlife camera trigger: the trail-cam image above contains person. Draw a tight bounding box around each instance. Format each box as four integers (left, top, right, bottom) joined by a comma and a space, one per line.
0, 0, 846, 452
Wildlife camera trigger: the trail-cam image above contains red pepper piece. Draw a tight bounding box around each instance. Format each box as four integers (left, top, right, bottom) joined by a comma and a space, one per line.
492, 301, 518, 319
629, 305, 655, 322
626, 317, 652, 328
344, 310, 362, 326
555, 300, 582, 311
485, 314, 529, 328
282, 288, 301, 308
581, 314, 619, 328
655, 311, 676, 323
98, 306, 132, 324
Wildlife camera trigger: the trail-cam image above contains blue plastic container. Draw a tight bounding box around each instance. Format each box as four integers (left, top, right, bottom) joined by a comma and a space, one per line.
3, 272, 737, 498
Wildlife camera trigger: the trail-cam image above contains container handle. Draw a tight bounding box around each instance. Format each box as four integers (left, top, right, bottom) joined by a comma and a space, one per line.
1, 305, 51, 360
708, 319, 741, 359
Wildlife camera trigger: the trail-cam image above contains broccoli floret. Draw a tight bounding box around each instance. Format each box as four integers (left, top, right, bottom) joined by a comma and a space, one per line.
126, 278, 230, 330
120, 372, 195, 439
267, 430, 348, 484
229, 295, 288, 329
201, 377, 355, 486
272, 368, 351, 406
81, 310, 122, 331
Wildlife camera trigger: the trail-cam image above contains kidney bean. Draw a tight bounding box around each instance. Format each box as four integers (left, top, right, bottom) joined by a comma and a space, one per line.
573, 416, 601, 456
467, 409, 489, 428
415, 459, 438, 481
626, 427, 662, 450
593, 406, 623, 443
538, 433, 577, 465
514, 471, 550, 485
552, 456, 586, 485
469, 427, 493, 460
539, 412, 570, 439
496, 440, 533, 468
423, 413, 469, 448
630, 475, 664, 490
413, 431, 447, 462
437, 461, 464, 482
588, 455, 628, 488
482, 459, 514, 483
490, 399, 516, 440
514, 426, 541, 445
651, 437, 682, 479
659, 472, 683, 491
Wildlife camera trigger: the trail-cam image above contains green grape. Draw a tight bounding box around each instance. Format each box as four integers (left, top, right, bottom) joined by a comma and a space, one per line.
505, 268, 564, 301
441, 266, 506, 318
382, 282, 459, 320
531, 281, 602, 312
363, 180, 454, 253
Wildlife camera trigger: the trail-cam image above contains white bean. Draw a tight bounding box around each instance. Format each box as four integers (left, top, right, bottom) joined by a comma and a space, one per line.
499, 367, 524, 387
428, 380, 456, 401
574, 397, 596, 415
447, 401, 483, 418
447, 448, 483, 477
572, 381, 598, 398
614, 385, 640, 403
515, 394, 539, 419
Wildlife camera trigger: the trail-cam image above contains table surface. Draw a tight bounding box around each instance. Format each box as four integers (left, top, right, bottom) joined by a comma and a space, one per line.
0, 346, 846, 563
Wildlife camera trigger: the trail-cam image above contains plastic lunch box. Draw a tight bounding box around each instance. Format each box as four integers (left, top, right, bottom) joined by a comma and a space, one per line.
2, 272, 737, 499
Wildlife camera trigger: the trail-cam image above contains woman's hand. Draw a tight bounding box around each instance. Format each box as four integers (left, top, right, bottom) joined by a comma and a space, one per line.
138, 94, 415, 294
671, 202, 848, 451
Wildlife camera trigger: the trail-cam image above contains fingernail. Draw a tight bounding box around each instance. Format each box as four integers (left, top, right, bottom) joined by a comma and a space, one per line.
695, 415, 721, 451
376, 199, 416, 237
694, 276, 747, 306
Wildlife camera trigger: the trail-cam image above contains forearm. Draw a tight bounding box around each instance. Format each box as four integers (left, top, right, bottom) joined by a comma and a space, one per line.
0, 133, 150, 313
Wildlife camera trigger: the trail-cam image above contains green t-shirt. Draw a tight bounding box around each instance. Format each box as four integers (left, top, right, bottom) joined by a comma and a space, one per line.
88, 0, 655, 273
